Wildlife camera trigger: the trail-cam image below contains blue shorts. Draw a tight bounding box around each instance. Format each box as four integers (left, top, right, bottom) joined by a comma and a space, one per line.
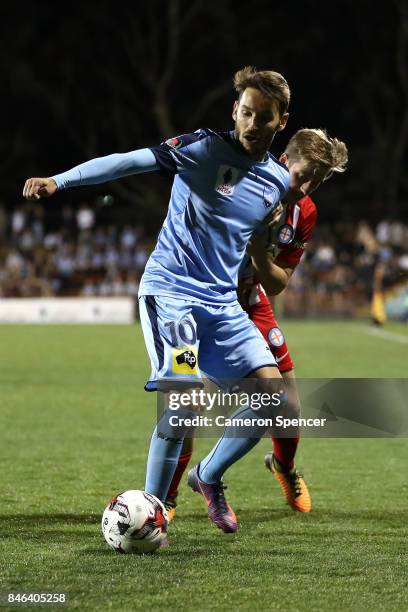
139, 295, 276, 391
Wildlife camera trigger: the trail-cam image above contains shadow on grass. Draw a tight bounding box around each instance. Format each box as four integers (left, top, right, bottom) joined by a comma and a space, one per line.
81, 539, 312, 559
0, 513, 100, 525
2, 507, 406, 526
0, 514, 101, 541
2, 507, 405, 549
179, 508, 291, 525
180, 506, 407, 526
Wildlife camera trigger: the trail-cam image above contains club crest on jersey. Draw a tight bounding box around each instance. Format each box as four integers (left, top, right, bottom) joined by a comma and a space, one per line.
278, 224, 295, 244
263, 186, 276, 209
166, 137, 183, 149
268, 327, 285, 347
215, 165, 239, 195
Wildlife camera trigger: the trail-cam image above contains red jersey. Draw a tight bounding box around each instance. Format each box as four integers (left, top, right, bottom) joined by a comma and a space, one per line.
240, 195, 317, 298
273, 195, 317, 268
240, 196, 317, 372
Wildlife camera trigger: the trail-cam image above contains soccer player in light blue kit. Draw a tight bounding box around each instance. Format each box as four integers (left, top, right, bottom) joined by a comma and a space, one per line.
24, 67, 294, 534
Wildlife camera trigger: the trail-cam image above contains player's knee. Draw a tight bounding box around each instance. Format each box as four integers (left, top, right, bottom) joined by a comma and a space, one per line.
284, 398, 300, 420
254, 375, 301, 420
255, 377, 286, 410
156, 385, 203, 440
157, 406, 197, 441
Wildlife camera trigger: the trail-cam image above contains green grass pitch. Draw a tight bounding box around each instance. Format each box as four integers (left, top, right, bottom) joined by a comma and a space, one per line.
0, 321, 407, 611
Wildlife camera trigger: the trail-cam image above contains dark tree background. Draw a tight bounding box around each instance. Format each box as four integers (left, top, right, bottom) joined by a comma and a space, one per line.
2, 0, 407, 231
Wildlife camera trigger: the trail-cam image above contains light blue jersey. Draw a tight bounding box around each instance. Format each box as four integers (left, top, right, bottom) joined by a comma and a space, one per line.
52, 128, 289, 304
51, 128, 290, 390
140, 129, 289, 304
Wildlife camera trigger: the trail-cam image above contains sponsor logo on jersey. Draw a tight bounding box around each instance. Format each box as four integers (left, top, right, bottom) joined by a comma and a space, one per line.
275, 350, 289, 363
293, 241, 307, 249
166, 137, 183, 149
268, 327, 285, 347
278, 224, 295, 244
172, 347, 198, 374
263, 186, 276, 209
215, 165, 239, 195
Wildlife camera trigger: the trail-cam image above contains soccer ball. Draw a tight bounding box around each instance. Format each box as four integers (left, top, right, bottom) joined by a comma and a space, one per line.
101, 490, 169, 554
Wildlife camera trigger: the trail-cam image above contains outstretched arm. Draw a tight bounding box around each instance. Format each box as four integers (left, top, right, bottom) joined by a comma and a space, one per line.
23, 148, 159, 200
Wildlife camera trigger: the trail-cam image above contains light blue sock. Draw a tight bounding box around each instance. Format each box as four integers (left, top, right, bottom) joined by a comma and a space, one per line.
199, 406, 268, 484
144, 407, 195, 501
144, 425, 183, 500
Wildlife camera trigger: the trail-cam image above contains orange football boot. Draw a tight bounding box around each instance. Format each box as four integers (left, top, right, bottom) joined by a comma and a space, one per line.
164, 496, 177, 522
265, 452, 311, 513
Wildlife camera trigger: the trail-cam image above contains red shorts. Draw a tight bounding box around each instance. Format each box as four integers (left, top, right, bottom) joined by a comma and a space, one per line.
241, 283, 294, 373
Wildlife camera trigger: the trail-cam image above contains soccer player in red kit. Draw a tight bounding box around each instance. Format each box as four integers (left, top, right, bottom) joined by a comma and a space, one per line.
165, 129, 348, 520
239, 193, 317, 512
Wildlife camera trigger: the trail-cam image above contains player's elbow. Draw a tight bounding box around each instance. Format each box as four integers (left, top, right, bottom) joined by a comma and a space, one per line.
263, 266, 293, 295
263, 276, 289, 296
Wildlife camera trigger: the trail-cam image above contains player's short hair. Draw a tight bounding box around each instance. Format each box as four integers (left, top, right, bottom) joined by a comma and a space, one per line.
233, 66, 290, 116
285, 129, 348, 176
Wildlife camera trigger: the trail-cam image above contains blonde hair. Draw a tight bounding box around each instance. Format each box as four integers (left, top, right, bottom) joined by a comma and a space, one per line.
233, 66, 290, 116
285, 128, 348, 175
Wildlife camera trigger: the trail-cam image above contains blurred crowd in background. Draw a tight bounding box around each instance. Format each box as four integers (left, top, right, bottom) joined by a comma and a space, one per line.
281, 217, 408, 321
0, 201, 150, 301
2, 2, 407, 323
0, 199, 407, 321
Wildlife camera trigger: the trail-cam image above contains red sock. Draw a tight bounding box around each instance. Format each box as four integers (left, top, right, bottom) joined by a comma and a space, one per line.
272, 435, 300, 470
167, 444, 193, 499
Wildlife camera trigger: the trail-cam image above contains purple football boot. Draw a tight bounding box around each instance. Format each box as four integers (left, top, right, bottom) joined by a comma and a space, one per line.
187, 464, 237, 533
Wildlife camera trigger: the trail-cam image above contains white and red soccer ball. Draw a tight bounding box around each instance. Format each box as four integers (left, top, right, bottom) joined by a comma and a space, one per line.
101, 490, 168, 554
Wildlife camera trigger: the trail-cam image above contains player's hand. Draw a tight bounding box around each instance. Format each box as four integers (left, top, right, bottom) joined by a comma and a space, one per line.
247, 202, 284, 257
247, 231, 268, 258
263, 202, 284, 228
23, 177, 58, 201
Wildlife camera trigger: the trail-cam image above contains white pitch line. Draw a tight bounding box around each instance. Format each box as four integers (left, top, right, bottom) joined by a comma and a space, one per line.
363, 326, 408, 345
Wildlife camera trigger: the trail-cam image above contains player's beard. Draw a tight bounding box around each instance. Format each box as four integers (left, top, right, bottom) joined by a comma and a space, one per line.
235, 126, 278, 161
